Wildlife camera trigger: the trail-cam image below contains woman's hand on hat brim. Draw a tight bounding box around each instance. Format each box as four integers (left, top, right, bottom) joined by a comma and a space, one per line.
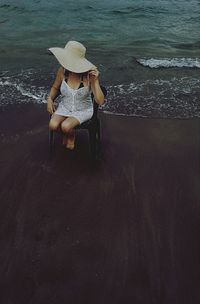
88, 68, 99, 83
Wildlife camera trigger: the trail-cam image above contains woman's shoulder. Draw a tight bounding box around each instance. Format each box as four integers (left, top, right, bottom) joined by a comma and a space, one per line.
54, 66, 65, 84
57, 66, 65, 77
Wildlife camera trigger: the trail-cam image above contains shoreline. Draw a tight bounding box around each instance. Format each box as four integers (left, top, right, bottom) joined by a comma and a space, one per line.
1, 102, 200, 134
1, 64, 200, 118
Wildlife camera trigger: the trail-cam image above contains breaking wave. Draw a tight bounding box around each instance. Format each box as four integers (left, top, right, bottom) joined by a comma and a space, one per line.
137, 58, 200, 68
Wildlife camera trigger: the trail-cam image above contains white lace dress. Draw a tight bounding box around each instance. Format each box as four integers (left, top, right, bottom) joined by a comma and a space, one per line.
54, 77, 94, 124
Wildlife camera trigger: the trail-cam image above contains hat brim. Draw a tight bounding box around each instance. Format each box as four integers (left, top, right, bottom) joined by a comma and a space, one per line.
48, 47, 96, 73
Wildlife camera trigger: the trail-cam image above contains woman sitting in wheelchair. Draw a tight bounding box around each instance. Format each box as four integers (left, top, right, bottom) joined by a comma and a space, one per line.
47, 40, 104, 150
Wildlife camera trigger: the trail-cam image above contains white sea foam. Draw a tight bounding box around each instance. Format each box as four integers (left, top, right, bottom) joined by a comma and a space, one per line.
100, 76, 200, 118
137, 58, 200, 68
0, 80, 46, 103
101, 110, 148, 118
0, 71, 199, 118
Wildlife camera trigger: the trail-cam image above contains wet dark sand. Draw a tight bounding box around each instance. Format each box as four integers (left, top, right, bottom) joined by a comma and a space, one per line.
0, 104, 200, 304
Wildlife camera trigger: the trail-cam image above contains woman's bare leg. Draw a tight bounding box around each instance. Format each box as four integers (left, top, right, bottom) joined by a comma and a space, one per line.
67, 129, 76, 149
62, 134, 69, 146
49, 114, 67, 131
49, 114, 69, 146
61, 117, 80, 149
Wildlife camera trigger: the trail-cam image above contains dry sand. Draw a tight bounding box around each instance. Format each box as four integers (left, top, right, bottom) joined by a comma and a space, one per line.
0, 104, 200, 304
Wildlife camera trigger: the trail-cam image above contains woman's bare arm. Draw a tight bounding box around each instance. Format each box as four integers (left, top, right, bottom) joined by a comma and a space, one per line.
89, 69, 105, 105
47, 66, 64, 113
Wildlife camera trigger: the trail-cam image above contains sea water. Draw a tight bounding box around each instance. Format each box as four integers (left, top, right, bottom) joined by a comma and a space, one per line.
0, 0, 200, 118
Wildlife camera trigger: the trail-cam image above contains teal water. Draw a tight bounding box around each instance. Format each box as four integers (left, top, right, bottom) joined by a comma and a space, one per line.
1, 0, 200, 60
0, 0, 200, 117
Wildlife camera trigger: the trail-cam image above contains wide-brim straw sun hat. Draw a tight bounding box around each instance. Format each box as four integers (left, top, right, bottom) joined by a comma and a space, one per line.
48, 40, 96, 73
